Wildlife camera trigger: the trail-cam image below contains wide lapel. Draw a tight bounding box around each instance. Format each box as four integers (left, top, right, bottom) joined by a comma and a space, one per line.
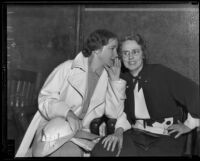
67, 53, 88, 99
85, 69, 108, 116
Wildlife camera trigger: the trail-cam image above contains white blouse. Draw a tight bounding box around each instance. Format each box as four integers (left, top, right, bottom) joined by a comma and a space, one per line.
133, 82, 200, 135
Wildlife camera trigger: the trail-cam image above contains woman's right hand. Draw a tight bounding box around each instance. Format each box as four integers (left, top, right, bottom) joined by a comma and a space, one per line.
66, 110, 82, 133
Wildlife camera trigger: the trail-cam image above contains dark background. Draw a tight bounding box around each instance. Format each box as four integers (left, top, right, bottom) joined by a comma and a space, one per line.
5, 2, 199, 155
7, 3, 199, 86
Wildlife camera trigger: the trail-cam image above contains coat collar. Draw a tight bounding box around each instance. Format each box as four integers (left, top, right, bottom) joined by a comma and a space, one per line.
71, 52, 88, 72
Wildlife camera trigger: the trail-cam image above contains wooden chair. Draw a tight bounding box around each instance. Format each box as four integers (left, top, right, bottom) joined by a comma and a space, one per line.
7, 69, 40, 152
90, 115, 116, 136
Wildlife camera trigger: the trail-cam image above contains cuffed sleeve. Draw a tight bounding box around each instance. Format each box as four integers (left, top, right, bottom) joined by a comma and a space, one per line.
105, 78, 131, 131
115, 112, 132, 131
184, 113, 200, 129
109, 79, 127, 100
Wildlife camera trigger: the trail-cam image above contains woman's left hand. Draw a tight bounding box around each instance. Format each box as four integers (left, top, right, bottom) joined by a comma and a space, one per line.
104, 57, 121, 81
167, 120, 192, 138
101, 127, 123, 156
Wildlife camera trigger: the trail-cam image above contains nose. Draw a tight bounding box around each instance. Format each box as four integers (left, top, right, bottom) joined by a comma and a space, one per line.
128, 52, 134, 59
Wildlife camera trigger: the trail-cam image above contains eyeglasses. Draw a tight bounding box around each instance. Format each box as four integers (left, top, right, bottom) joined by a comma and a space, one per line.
121, 49, 142, 58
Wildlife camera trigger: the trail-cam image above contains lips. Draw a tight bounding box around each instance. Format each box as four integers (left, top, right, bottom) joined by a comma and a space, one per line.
128, 61, 136, 65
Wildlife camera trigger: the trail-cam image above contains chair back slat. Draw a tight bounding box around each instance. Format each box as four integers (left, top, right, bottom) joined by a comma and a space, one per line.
7, 69, 38, 132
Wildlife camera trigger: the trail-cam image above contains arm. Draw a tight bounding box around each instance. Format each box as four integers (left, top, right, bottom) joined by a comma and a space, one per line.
104, 58, 131, 131
38, 61, 73, 120
163, 65, 200, 120
105, 79, 131, 131
102, 58, 131, 156
161, 65, 200, 137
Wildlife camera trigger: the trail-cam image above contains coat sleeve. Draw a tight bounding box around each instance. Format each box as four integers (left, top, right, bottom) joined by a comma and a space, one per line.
160, 65, 200, 119
105, 78, 131, 131
38, 61, 73, 120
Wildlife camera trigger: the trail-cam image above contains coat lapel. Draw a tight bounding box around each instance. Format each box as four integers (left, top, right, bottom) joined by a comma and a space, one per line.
66, 52, 109, 118
67, 52, 88, 99
68, 69, 87, 99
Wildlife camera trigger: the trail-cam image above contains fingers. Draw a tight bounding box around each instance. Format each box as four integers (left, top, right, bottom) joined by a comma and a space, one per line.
116, 138, 123, 156
167, 122, 192, 139
167, 124, 176, 130
174, 132, 182, 139
78, 119, 82, 130
116, 147, 122, 157
102, 135, 123, 156
104, 57, 121, 81
111, 139, 118, 152
70, 121, 76, 132
74, 120, 79, 132
168, 129, 177, 135
113, 57, 121, 68
104, 65, 111, 74
102, 135, 114, 151
102, 136, 110, 148
106, 138, 114, 151
68, 117, 82, 133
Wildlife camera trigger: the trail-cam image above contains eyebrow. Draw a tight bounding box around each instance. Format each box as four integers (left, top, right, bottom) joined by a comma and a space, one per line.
109, 45, 118, 48
122, 48, 141, 51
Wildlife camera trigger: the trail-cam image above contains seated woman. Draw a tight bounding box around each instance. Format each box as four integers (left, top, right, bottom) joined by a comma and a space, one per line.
91, 33, 200, 156
15, 29, 131, 157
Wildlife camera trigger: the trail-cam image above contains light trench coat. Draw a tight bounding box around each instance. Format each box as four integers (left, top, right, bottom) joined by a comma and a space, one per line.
16, 52, 131, 157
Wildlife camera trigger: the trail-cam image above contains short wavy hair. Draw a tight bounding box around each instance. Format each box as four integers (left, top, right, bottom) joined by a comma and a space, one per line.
82, 29, 118, 57
119, 33, 147, 64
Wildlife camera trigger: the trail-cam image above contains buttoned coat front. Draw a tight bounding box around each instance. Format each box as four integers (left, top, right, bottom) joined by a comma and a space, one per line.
16, 52, 131, 157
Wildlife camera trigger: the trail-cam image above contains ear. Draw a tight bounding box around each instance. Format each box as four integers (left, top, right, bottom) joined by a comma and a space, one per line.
93, 49, 101, 55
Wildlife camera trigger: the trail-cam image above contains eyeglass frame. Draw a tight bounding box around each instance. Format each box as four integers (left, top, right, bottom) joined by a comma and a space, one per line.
121, 48, 143, 59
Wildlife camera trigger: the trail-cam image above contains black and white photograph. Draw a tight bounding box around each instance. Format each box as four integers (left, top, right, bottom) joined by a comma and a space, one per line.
2, 0, 199, 158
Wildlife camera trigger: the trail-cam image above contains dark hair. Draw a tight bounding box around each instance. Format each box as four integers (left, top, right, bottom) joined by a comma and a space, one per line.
119, 33, 147, 64
82, 29, 118, 57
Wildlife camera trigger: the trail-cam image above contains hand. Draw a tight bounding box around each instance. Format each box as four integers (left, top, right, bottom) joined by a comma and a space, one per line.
104, 57, 121, 81
167, 120, 192, 138
101, 127, 124, 156
99, 122, 106, 137
66, 110, 82, 133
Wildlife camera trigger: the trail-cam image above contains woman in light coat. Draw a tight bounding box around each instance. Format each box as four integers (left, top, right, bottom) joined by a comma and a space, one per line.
15, 29, 131, 157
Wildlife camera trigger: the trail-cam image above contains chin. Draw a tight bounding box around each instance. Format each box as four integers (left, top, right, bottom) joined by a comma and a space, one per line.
125, 64, 136, 70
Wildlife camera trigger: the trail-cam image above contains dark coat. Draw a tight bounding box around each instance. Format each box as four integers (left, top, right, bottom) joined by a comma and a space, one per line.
120, 64, 200, 125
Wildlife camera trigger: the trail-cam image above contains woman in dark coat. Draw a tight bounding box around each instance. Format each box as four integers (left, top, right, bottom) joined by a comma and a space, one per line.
91, 34, 200, 156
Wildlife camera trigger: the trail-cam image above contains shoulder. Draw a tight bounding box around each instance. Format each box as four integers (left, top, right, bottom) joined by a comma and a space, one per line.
56, 60, 73, 70
52, 59, 73, 74
49, 59, 74, 79
147, 64, 196, 84
145, 64, 174, 74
